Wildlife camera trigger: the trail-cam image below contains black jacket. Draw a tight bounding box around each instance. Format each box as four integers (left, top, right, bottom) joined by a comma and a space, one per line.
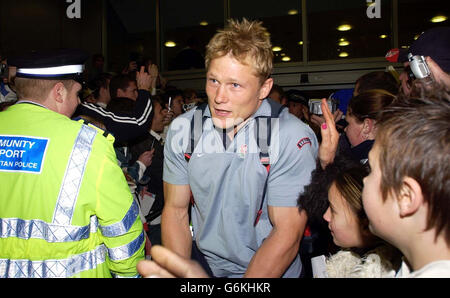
76, 90, 153, 145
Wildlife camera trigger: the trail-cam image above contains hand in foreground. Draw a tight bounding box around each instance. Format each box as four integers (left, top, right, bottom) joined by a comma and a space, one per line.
137, 245, 209, 278
318, 98, 340, 169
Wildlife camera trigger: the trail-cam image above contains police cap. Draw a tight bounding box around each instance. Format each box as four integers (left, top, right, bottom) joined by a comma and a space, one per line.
285, 89, 309, 107
9, 49, 89, 84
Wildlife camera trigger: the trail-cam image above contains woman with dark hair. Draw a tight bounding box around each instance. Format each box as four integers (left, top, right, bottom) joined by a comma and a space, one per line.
298, 155, 402, 277
319, 89, 396, 169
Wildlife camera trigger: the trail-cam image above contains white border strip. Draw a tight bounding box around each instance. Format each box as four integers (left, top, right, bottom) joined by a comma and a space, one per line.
17, 64, 84, 75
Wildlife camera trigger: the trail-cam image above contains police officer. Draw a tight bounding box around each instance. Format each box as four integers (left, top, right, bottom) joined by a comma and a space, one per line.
0, 49, 145, 278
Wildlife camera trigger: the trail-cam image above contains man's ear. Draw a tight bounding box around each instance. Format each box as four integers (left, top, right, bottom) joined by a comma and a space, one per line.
259, 77, 273, 100
53, 82, 67, 103
397, 177, 424, 218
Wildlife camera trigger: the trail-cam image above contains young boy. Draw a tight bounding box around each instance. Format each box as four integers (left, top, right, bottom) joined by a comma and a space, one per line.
362, 89, 450, 277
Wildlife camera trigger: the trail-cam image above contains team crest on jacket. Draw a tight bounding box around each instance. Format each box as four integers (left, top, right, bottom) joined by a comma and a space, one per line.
297, 138, 312, 150
238, 144, 248, 158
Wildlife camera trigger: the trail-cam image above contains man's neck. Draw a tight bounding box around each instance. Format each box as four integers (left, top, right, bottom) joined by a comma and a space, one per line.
400, 229, 450, 272
225, 118, 251, 141
18, 98, 51, 111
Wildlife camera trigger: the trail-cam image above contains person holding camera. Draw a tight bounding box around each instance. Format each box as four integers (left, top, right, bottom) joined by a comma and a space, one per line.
285, 89, 310, 122
319, 89, 396, 169
285, 89, 323, 146
390, 27, 450, 96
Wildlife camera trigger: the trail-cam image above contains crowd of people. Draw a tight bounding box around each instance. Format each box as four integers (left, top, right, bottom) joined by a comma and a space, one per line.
0, 20, 449, 279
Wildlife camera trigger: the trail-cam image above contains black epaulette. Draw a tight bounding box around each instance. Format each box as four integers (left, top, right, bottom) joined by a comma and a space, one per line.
75, 117, 115, 142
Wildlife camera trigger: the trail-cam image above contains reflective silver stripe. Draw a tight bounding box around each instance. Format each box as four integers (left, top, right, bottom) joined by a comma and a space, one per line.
112, 273, 141, 278
99, 200, 139, 237
107, 231, 145, 261
53, 125, 97, 225
0, 216, 98, 243
0, 245, 107, 278
17, 65, 84, 76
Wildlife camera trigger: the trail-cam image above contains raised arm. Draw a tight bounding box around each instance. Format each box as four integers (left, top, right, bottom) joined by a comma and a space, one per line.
318, 98, 340, 169
77, 66, 154, 144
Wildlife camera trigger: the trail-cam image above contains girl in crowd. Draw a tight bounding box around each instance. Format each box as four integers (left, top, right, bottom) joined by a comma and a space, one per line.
298, 155, 402, 277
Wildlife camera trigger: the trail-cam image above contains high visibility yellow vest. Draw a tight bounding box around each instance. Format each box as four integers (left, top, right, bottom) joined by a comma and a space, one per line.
0, 102, 145, 278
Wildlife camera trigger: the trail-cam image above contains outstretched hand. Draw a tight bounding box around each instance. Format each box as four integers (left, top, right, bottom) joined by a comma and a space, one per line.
318, 98, 340, 169
137, 245, 209, 278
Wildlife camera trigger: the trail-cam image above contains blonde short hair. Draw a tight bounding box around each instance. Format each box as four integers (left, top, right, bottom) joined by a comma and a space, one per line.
205, 18, 273, 82
14, 77, 74, 101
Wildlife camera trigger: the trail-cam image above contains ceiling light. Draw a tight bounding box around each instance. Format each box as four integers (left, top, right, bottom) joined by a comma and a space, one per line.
164, 41, 176, 48
288, 9, 298, 15
282, 56, 291, 62
272, 46, 282, 52
199, 21, 208, 26
339, 40, 350, 46
379, 34, 388, 39
337, 24, 352, 31
431, 15, 448, 23
339, 52, 349, 58
298, 41, 304, 45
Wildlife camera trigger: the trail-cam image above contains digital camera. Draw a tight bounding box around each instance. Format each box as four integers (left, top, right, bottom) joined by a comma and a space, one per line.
408, 53, 431, 80
308, 98, 338, 116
